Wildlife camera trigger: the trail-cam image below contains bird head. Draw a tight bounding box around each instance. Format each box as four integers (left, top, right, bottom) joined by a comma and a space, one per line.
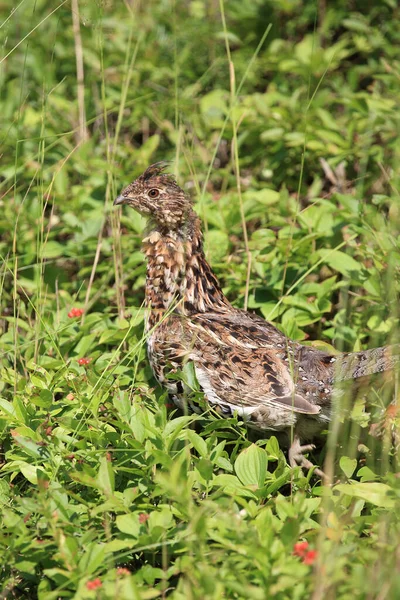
114, 162, 193, 231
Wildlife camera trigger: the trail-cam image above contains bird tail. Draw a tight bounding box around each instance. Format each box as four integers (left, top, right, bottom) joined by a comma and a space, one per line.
336, 344, 400, 382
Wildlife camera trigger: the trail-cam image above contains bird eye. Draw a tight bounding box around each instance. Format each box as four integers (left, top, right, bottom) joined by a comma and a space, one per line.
148, 189, 159, 198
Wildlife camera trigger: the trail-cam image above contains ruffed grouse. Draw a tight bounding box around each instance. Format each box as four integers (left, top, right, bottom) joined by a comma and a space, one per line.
114, 162, 399, 475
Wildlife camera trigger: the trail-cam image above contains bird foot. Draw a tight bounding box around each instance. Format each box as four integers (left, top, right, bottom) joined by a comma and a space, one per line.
289, 437, 327, 480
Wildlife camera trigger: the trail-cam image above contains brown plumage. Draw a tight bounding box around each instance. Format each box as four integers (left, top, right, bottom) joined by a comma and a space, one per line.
114, 162, 399, 475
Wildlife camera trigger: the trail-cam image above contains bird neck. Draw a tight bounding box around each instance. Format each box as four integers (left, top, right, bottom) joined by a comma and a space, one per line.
142, 214, 230, 327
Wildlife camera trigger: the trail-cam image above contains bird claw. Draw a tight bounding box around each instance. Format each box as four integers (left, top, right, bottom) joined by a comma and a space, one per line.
289, 437, 327, 480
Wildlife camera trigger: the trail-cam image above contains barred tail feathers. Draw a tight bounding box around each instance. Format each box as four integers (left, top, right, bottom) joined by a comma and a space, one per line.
336, 344, 400, 382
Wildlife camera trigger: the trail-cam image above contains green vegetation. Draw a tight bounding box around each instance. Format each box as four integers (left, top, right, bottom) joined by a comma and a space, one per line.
1, 0, 400, 597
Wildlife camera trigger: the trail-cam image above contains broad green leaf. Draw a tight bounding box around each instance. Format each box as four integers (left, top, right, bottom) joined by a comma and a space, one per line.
0, 480, 10, 505
334, 482, 395, 508
20, 463, 38, 485
0, 397, 16, 418
214, 456, 233, 472
15, 561, 36, 574
235, 444, 268, 488
113, 391, 132, 422
73, 334, 96, 357
185, 429, 207, 457
265, 436, 280, 460
39, 389, 53, 407
78, 543, 106, 575
204, 229, 229, 262
339, 456, 357, 478
200, 89, 228, 127
212, 474, 258, 499
316, 249, 363, 278
196, 458, 214, 481
244, 188, 280, 206
164, 415, 195, 440
13, 434, 43, 458
116, 514, 140, 538
40, 241, 65, 259
104, 539, 135, 553
97, 455, 115, 496
148, 507, 174, 532
357, 466, 377, 482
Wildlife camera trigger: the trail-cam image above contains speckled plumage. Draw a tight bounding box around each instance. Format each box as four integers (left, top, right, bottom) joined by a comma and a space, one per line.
114, 163, 399, 474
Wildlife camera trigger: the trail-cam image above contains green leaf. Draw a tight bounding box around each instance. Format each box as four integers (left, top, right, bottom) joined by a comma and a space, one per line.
196, 458, 214, 481
244, 188, 280, 206
204, 229, 230, 262
316, 249, 363, 278
148, 507, 174, 532
339, 456, 357, 478
357, 466, 377, 482
181, 362, 201, 392
19, 463, 38, 484
15, 561, 36, 574
234, 444, 268, 488
73, 334, 96, 357
116, 514, 140, 538
164, 415, 195, 440
334, 482, 395, 508
39, 388, 53, 407
113, 391, 132, 422
185, 429, 208, 457
13, 434, 43, 458
78, 543, 106, 575
0, 480, 10, 505
200, 89, 228, 127
212, 474, 258, 499
265, 436, 281, 460
214, 456, 233, 472
97, 455, 115, 496
0, 397, 16, 418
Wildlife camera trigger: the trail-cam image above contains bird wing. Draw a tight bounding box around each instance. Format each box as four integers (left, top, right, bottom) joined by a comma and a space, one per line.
186, 313, 321, 417
193, 310, 288, 350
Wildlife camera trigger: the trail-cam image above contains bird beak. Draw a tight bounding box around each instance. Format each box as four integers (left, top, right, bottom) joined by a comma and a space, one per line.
113, 194, 126, 206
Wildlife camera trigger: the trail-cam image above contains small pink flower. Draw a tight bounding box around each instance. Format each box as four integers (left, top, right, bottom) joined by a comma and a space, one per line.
86, 578, 102, 590
116, 567, 131, 576
78, 357, 92, 366
68, 307, 84, 318
139, 513, 149, 524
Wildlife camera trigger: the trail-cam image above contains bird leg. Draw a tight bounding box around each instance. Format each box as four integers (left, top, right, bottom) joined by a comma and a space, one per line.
289, 434, 327, 480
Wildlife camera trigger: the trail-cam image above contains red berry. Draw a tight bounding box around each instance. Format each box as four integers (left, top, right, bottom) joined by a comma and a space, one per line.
68, 308, 84, 318
86, 578, 102, 590
293, 541, 309, 557
303, 550, 317, 565
78, 357, 92, 366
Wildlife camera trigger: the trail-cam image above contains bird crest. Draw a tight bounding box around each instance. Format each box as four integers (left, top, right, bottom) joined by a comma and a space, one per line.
138, 161, 175, 184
